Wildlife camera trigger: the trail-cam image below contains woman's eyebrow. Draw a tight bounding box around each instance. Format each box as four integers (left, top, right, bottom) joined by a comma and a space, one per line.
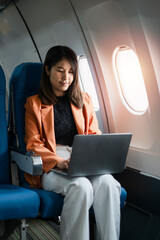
56, 66, 63, 69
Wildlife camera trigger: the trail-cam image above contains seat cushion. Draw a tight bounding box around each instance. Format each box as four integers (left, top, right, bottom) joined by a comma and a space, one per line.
23, 183, 64, 218
120, 187, 127, 208
23, 184, 126, 219
0, 185, 40, 220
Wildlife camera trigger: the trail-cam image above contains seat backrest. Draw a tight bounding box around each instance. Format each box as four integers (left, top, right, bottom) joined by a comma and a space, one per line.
0, 66, 11, 184
8, 62, 43, 149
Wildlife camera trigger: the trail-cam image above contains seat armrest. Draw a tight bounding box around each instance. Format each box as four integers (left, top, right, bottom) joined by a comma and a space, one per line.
10, 150, 43, 176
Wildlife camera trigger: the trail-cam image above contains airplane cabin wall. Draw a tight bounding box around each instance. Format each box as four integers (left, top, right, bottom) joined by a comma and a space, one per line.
71, 0, 160, 178
0, 2, 40, 105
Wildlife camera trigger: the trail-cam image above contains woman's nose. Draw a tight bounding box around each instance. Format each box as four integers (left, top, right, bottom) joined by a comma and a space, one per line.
62, 71, 69, 80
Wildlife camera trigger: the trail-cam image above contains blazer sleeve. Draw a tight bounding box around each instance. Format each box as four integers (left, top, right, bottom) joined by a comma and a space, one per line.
83, 93, 102, 135
25, 97, 63, 173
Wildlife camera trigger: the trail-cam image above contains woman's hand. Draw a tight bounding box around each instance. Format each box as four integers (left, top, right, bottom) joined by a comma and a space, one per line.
56, 158, 70, 169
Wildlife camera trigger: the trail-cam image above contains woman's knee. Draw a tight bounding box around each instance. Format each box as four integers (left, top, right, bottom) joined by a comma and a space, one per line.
69, 177, 93, 204
91, 174, 121, 193
102, 175, 121, 191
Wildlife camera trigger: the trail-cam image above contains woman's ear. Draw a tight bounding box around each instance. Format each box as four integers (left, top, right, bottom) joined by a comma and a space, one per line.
45, 65, 50, 76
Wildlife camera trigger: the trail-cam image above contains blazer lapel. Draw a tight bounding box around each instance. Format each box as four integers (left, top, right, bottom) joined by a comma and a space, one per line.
71, 103, 85, 135
41, 105, 56, 152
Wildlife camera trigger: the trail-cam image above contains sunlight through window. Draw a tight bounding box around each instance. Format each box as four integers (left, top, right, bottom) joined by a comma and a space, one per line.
113, 46, 148, 113
78, 55, 99, 111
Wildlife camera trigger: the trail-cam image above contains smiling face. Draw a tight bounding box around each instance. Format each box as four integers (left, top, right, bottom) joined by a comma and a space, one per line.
45, 58, 74, 96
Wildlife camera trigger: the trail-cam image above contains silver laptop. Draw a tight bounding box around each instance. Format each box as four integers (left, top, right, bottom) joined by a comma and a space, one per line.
51, 133, 132, 177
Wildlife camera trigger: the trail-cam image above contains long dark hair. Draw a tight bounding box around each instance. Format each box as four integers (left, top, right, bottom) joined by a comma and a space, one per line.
39, 45, 83, 108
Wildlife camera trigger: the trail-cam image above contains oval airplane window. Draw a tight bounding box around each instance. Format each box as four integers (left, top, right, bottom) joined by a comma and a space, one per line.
113, 46, 149, 113
78, 55, 99, 111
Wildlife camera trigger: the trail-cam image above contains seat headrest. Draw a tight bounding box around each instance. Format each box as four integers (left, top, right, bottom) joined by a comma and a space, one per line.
9, 62, 43, 95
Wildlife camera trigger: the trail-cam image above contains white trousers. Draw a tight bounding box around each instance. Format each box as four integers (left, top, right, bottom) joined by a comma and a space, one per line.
42, 172, 121, 240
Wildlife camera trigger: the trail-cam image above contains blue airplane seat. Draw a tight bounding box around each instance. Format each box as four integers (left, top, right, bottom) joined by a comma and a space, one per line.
8, 62, 127, 220
120, 186, 127, 208
8, 62, 64, 218
0, 65, 40, 239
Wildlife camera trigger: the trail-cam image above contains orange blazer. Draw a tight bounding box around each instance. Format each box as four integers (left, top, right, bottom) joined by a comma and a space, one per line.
24, 92, 101, 188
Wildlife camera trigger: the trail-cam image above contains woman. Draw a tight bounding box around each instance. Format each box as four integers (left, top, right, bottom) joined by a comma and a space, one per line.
24, 45, 121, 240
